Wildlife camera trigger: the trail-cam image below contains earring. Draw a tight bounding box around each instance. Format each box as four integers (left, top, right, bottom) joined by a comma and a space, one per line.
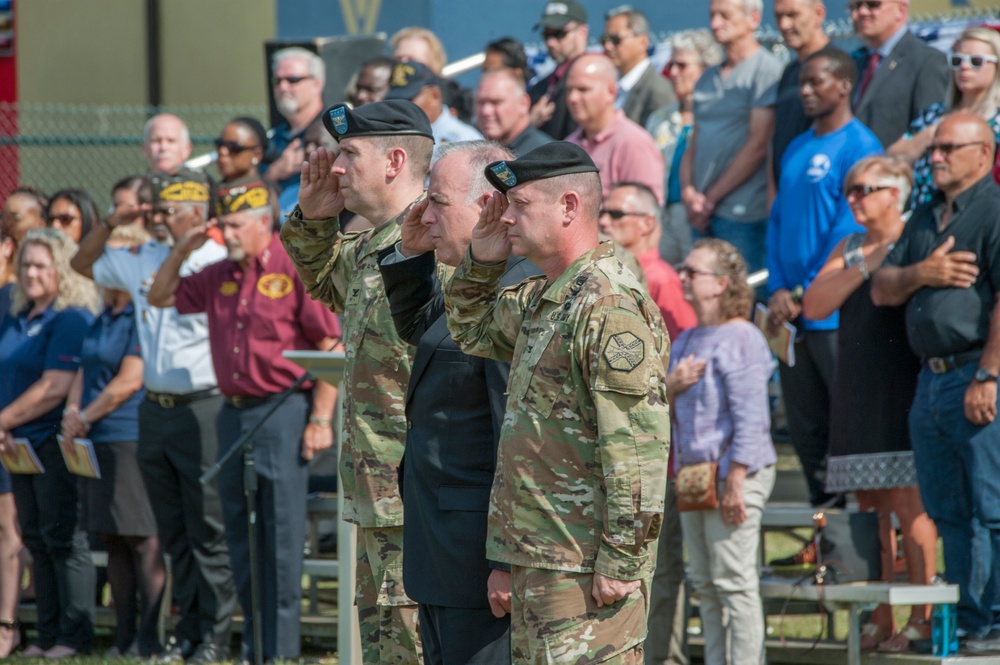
252, 158, 259, 165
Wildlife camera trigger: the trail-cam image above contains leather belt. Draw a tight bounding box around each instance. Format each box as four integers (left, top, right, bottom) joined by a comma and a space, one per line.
224, 394, 277, 409
925, 349, 982, 374
145, 387, 220, 409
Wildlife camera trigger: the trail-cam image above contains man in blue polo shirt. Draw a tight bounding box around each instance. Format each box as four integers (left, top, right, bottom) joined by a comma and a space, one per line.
767, 47, 882, 516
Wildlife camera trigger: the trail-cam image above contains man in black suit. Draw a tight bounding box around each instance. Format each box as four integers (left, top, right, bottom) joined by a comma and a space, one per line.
378, 140, 540, 665
850, 0, 948, 147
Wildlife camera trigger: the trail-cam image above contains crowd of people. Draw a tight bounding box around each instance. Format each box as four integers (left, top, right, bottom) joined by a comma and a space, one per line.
1, 0, 1000, 663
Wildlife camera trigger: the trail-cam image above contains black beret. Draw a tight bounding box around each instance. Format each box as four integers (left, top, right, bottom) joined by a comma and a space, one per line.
322, 99, 434, 142
484, 141, 598, 193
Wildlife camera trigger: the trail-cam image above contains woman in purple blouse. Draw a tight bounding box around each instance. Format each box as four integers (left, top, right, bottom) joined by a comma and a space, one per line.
666, 238, 776, 665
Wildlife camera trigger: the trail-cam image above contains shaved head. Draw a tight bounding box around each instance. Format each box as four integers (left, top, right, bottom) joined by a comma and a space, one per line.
569, 53, 619, 85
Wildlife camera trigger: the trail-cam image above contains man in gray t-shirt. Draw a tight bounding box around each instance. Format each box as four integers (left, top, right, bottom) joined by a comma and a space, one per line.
680, 0, 782, 277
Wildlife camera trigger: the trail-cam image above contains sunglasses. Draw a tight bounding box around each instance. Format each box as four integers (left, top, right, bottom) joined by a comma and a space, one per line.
542, 25, 577, 40
847, 0, 891, 11
271, 75, 313, 86
948, 52, 999, 71
928, 141, 986, 156
845, 184, 893, 199
600, 208, 649, 221
678, 266, 718, 279
48, 213, 79, 225
214, 139, 259, 155
600, 32, 635, 47
667, 61, 692, 71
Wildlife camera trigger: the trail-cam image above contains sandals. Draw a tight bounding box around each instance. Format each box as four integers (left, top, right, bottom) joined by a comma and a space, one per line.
860, 622, 891, 650
0, 619, 19, 658
879, 618, 932, 652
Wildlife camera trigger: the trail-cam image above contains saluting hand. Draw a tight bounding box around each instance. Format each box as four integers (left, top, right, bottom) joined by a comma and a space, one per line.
298, 147, 345, 220
175, 219, 215, 258
470, 191, 511, 264
399, 199, 434, 257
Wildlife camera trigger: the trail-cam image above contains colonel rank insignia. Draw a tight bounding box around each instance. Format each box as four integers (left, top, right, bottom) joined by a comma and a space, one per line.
490, 162, 517, 187
604, 331, 644, 371
330, 107, 348, 135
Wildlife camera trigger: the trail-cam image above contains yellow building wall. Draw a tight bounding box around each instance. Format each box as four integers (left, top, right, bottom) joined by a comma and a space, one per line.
909, 0, 988, 14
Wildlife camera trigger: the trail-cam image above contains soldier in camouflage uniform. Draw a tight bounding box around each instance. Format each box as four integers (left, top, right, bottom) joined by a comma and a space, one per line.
279, 100, 433, 665
443, 142, 671, 664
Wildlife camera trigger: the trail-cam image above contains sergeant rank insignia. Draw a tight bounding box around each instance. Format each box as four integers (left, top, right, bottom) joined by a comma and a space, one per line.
604, 331, 644, 371
490, 162, 517, 187
329, 106, 348, 135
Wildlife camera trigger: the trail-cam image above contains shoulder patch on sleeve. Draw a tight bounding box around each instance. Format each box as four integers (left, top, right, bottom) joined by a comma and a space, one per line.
594, 309, 653, 395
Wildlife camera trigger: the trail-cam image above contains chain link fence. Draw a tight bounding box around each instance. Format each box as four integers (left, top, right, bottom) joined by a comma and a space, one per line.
0, 103, 269, 211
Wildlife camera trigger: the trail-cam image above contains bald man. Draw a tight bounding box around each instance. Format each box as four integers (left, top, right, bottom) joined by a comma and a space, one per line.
872, 113, 1000, 649
565, 54, 665, 206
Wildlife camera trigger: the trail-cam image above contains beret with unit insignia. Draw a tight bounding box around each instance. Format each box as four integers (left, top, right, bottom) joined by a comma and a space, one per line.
484, 141, 598, 193
321, 99, 434, 142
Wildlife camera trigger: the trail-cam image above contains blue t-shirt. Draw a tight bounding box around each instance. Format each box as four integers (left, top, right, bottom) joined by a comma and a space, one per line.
0, 283, 12, 321
767, 118, 883, 331
80, 303, 144, 443
0, 304, 93, 443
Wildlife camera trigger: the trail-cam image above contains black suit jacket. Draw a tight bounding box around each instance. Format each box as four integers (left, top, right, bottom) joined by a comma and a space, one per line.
378, 248, 539, 608
853, 31, 949, 147
623, 63, 677, 129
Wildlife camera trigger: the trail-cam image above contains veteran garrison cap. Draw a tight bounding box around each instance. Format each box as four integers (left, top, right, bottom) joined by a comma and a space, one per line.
321, 99, 434, 142
215, 177, 271, 217
149, 170, 210, 204
384, 60, 440, 102
484, 141, 598, 193
535, 1, 587, 30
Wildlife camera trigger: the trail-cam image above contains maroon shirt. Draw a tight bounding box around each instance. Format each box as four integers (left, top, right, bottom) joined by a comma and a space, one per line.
175, 233, 341, 397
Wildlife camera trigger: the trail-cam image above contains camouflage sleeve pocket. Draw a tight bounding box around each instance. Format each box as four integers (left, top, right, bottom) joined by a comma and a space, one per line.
604, 475, 636, 548
593, 309, 653, 396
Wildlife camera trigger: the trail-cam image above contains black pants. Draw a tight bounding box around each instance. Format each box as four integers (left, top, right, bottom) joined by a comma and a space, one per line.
217, 392, 309, 661
11, 434, 95, 652
418, 603, 511, 665
778, 330, 839, 507
137, 395, 235, 647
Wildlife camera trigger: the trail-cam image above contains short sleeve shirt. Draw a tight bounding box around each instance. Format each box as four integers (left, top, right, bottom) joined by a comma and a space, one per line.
80, 303, 144, 443
0, 304, 93, 443
692, 47, 782, 221
883, 175, 1000, 358
91, 239, 226, 393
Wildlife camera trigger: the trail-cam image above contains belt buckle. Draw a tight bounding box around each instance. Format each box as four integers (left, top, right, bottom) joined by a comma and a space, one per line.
928, 357, 947, 374
231, 396, 246, 409
160, 395, 176, 409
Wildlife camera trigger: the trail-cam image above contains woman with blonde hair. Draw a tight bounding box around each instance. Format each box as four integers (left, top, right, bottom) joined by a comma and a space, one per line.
0, 228, 100, 658
667, 238, 776, 664
888, 26, 1000, 205
803, 156, 937, 652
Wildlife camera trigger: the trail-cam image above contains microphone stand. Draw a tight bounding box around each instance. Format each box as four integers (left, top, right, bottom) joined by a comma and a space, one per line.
201, 371, 312, 665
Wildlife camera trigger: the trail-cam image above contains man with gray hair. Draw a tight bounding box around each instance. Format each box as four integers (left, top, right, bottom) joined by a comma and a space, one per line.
143, 113, 193, 176
601, 6, 676, 128
264, 47, 327, 193
679, 0, 782, 279
378, 140, 541, 665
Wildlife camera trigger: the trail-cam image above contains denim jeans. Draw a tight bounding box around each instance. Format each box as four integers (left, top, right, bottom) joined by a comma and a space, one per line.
909, 362, 1000, 635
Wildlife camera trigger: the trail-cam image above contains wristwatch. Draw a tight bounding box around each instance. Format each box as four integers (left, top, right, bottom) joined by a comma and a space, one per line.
975, 367, 999, 382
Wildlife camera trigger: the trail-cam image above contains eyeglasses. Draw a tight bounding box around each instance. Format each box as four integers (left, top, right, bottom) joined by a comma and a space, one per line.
667, 61, 693, 71
48, 213, 79, 225
542, 24, 578, 40
600, 32, 636, 47
845, 183, 893, 199
948, 52, 999, 71
214, 139, 259, 155
151, 206, 179, 218
928, 141, 986, 156
678, 265, 718, 279
600, 208, 649, 221
847, 0, 892, 12
271, 75, 313, 87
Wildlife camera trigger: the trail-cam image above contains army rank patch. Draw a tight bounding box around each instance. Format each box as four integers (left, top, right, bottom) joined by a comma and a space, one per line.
257, 273, 293, 299
219, 281, 239, 296
604, 331, 644, 371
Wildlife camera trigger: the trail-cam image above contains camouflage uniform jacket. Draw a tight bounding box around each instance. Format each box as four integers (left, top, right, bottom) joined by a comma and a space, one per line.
444, 241, 671, 580
280, 204, 412, 528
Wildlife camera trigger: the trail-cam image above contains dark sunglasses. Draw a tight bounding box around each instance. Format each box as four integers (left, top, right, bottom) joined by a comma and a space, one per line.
271, 75, 313, 86
928, 141, 986, 156
600, 32, 634, 47
542, 25, 576, 40
214, 139, 258, 155
948, 52, 999, 71
847, 0, 888, 11
600, 208, 649, 221
845, 184, 893, 199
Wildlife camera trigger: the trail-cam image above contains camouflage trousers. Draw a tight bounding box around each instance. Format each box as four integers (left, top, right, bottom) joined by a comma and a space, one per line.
510, 565, 650, 664
355, 525, 422, 665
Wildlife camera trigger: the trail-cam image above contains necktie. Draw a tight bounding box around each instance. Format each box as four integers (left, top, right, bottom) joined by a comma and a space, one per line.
857, 52, 882, 102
